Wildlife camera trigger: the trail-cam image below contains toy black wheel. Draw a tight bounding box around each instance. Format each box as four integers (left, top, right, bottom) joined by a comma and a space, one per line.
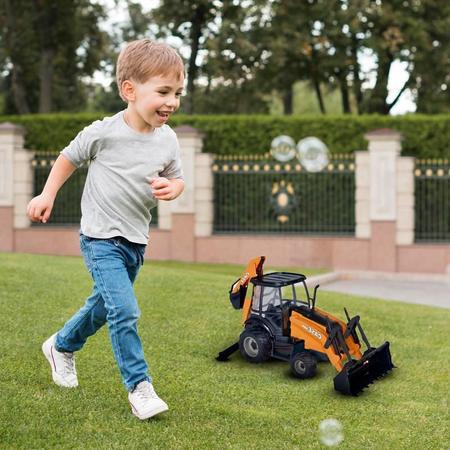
290, 352, 317, 379
239, 328, 272, 363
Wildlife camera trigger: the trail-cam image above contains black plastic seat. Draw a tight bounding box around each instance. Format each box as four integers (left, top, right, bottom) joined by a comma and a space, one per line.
290, 305, 329, 327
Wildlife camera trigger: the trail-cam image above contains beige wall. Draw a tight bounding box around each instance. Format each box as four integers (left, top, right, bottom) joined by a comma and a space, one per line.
10, 224, 450, 275
0, 207, 14, 252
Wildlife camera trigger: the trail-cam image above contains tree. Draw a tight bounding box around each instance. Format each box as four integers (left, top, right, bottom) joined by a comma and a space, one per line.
150, 0, 221, 113
359, 0, 450, 114
411, 0, 450, 113
1, 0, 38, 113
195, 0, 272, 113
260, 0, 337, 114
131, 0, 450, 115
0, 0, 108, 114
261, 0, 449, 115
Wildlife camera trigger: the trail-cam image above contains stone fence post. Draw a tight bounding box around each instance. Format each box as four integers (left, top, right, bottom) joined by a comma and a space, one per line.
355, 128, 415, 271
0, 123, 34, 251
156, 125, 213, 260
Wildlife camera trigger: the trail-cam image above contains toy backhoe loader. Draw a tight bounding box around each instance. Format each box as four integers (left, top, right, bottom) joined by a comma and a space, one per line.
216, 256, 394, 396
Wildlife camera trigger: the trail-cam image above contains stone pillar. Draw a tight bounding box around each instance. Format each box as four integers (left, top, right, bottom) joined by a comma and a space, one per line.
396, 156, 415, 245
366, 129, 402, 221
160, 125, 212, 261
194, 151, 214, 237
355, 151, 370, 239
0, 123, 33, 251
171, 125, 204, 214
364, 128, 403, 271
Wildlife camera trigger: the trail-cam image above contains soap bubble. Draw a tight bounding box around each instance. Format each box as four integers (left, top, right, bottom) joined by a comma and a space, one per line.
297, 136, 329, 172
318, 418, 344, 447
270, 135, 297, 162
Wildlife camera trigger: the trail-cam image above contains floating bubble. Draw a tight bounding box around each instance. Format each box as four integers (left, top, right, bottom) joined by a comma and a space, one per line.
297, 136, 330, 172
318, 418, 344, 447
270, 135, 297, 162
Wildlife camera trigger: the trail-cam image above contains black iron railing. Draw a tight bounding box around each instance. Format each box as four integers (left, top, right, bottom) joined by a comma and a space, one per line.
212, 154, 355, 235
415, 159, 450, 242
32, 152, 86, 225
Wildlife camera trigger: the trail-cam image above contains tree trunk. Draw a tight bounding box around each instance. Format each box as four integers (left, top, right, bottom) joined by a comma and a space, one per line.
11, 66, 31, 114
351, 34, 363, 114
185, 6, 206, 114
339, 76, 351, 114
39, 48, 54, 113
309, 37, 326, 114
4, 0, 31, 114
366, 50, 393, 114
313, 78, 326, 114
282, 84, 293, 115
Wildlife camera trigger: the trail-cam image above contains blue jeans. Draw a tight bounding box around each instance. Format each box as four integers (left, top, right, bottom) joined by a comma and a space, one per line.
55, 234, 150, 391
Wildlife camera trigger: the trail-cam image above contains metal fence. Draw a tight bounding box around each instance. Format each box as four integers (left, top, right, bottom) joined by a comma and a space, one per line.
32, 152, 159, 226
212, 153, 355, 234
414, 159, 450, 242
30, 150, 450, 242
32, 152, 87, 225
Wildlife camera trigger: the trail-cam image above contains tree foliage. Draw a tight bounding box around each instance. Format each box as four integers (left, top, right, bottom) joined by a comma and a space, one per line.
0, 0, 448, 115
148, 0, 449, 115
0, 0, 108, 113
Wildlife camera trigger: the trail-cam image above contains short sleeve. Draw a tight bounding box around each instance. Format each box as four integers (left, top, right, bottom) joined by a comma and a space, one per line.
60, 122, 100, 168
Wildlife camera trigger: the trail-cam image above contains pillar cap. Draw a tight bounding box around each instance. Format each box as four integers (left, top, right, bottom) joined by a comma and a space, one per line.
0, 122, 25, 134
364, 128, 403, 141
174, 125, 204, 138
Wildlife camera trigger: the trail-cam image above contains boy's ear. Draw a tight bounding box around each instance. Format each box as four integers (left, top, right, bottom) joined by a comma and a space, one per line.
121, 80, 135, 102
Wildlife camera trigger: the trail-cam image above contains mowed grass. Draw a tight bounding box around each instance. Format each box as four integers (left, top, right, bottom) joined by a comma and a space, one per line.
0, 253, 449, 450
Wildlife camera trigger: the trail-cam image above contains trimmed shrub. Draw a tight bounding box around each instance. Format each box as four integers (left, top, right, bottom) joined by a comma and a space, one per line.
1, 112, 449, 158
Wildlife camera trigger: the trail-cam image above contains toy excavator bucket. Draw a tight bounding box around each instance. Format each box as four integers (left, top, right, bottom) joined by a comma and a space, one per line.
333, 341, 394, 396
229, 256, 265, 309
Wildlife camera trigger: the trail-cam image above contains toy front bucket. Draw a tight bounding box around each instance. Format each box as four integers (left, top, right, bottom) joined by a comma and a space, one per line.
333, 342, 394, 396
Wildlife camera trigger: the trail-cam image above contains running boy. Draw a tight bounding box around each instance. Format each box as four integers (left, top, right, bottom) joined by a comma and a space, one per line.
27, 39, 185, 420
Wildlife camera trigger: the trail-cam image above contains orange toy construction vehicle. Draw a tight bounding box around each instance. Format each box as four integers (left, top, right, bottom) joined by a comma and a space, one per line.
216, 257, 394, 395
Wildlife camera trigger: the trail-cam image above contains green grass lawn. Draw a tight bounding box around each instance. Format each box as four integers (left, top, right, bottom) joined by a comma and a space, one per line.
0, 253, 449, 450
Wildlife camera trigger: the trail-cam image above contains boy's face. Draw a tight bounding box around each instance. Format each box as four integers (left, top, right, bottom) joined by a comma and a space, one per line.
127, 73, 184, 130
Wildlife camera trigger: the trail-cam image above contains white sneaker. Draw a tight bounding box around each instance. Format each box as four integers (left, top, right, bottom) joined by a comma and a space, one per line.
42, 334, 78, 388
128, 381, 169, 420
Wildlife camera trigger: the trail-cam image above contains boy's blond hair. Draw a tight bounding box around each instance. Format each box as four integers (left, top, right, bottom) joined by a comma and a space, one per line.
116, 39, 184, 101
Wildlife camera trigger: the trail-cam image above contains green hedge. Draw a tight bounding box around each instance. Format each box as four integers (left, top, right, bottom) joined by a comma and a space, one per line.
1, 112, 449, 158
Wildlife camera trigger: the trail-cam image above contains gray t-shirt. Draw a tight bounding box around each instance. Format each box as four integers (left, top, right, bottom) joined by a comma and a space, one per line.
61, 110, 183, 244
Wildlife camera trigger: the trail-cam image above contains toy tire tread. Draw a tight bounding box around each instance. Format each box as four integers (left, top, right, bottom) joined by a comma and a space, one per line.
239, 328, 272, 363
290, 352, 317, 379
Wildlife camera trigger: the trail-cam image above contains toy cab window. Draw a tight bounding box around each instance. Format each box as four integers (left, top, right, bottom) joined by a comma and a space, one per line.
252, 286, 281, 312
282, 284, 303, 303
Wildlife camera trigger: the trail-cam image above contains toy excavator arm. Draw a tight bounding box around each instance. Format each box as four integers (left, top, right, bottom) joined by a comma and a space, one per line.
228, 256, 265, 323
216, 256, 266, 362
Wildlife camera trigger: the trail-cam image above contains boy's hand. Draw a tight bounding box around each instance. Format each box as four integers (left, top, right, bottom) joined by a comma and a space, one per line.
27, 193, 55, 223
150, 177, 184, 201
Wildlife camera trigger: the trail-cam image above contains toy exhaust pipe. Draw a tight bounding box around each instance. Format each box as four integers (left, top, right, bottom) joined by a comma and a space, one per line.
333, 341, 394, 396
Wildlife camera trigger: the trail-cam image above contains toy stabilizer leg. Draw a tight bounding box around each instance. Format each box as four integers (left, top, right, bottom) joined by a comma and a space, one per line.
216, 342, 239, 361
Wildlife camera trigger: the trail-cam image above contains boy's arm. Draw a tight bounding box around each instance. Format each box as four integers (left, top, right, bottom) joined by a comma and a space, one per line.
151, 177, 184, 201
27, 154, 77, 223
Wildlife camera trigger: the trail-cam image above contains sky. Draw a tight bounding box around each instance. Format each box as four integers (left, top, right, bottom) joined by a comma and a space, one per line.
386, 61, 416, 114
95, 0, 416, 115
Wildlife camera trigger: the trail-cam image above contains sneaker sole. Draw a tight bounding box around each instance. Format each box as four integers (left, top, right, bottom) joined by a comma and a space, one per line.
42, 339, 78, 388
130, 401, 169, 420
